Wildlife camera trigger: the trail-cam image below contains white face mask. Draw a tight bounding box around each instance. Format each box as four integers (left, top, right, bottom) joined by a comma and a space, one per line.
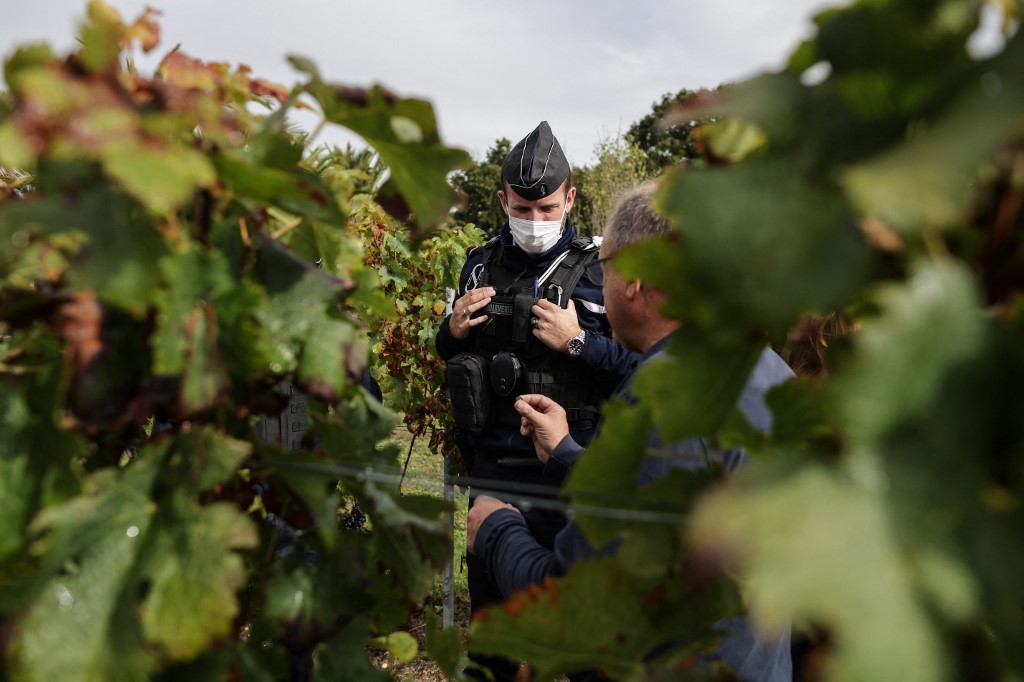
506, 203, 567, 255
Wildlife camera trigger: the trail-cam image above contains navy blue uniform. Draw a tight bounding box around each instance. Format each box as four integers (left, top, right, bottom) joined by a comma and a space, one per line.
436, 218, 638, 682
436, 217, 638, 541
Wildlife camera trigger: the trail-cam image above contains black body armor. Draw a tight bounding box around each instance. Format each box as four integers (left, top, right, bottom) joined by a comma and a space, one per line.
446, 238, 602, 442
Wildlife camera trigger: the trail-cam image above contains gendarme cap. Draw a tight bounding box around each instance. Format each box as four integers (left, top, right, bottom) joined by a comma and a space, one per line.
501, 121, 570, 201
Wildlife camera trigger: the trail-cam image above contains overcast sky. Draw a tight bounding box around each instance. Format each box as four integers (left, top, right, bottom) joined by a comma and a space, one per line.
1, 0, 839, 166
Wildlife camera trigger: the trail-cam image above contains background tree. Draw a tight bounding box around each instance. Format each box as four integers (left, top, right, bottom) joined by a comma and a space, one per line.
626, 87, 719, 173
449, 137, 510, 238
572, 133, 652, 236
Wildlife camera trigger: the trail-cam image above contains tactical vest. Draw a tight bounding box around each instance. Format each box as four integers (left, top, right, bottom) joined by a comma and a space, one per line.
446, 237, 603, 446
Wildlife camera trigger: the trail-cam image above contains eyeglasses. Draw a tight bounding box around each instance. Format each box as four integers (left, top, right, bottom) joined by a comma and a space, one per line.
584, 255, 614, 286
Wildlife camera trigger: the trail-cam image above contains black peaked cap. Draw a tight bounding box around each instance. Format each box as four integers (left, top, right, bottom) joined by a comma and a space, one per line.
501, 121, 570, 200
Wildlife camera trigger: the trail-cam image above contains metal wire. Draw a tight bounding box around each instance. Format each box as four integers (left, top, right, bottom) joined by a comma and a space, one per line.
258, 457, 698, 526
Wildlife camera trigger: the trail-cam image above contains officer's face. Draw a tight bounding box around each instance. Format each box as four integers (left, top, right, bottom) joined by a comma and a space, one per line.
499, 182, 575, 223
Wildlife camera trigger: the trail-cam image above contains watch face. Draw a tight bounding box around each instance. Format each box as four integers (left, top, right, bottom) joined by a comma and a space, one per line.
568, 334, 585, 356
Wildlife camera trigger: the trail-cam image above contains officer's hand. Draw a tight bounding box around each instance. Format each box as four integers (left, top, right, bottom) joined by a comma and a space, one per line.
515, 394, 570, 464
467, 496, 520, 555
530, 299, 582, 354
449, 287, 496, 340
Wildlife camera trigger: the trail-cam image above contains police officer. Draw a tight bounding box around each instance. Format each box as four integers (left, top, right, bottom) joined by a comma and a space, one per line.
436, 121, 638, 681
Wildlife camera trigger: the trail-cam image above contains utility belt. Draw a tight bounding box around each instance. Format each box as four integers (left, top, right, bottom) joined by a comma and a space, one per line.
446, 349, 600, 440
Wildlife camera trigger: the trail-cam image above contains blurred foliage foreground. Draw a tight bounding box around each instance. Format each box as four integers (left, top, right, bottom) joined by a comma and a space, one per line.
1, 0, 1024, 681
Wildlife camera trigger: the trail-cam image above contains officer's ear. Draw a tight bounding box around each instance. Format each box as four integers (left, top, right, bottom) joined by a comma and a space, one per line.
625, 279, 641, 301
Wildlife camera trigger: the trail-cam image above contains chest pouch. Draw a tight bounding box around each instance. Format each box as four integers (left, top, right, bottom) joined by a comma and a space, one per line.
445, 352, 491, 435
489, 351, 524, 398
511, 293, 539, 344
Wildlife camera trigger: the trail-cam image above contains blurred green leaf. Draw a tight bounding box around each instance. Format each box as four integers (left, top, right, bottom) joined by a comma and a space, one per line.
292, 60, 470, 234
101, 142, 215, 215
313, 616, 391, 682
10, 455, 162, 682
654, 159, 871, 338
839, 260, 985, 447
692, 462, 947, 681
370, 630, 418, 663
138, 493, 258, 660
0, 188, 168, 315
842, 34, 1024, 235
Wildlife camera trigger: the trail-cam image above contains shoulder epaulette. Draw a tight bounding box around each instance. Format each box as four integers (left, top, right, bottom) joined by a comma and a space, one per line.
570, 236, 601, 252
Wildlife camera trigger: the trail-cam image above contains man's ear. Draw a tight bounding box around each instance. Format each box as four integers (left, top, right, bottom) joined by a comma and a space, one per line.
625, 279, 641, 301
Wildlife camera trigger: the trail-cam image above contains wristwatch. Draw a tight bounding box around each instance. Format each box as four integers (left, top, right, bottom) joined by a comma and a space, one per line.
566, 329, 587, 357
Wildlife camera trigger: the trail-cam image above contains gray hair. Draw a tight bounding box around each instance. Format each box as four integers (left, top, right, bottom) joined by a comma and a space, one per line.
601, 179, 671, 255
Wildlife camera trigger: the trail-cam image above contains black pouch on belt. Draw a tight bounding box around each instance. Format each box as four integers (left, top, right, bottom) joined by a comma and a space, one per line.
445, 352, 491, 435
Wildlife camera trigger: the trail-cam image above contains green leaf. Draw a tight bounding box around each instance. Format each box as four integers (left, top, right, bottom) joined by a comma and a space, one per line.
838, 260, 986, 447
180, 306, 230, 411
297, 69, 470, 235
212, 153, 346, 225
654, 159, 871, 338
0, 188, 168, 315
841, 36, 1024, 235
10, 455, 163, 682
298, 315, 361, 401
138, 493, 258, 660
469, 558, 735, 681
313, 616, 391, 682
691, 463, 947, 681
0, 119, 34, 168
425, 609, 467, 679
101, 142, 216, 215
152, 247, 234, 376
175, 426, 252, 491
263, 539, 373, 636
369, 630, 418, 663
362, 482, 450, 599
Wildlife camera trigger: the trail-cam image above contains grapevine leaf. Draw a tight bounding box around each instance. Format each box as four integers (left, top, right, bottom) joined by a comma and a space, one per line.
180, 306, 230, 412
362, 482, 451, 599
138, 493, 258, 661
263, 540, 373, 637
469, 558, 734, 682
100, 141, 216, 214
838, 260, 986, 447
654, 159, 871, 338
152, 247, 233, 376
212, 154, 346, 225
9, 454, 162, 682
292, 59, 470, 234
0, 188, 168, 315
369, 631, 418, 664
691, 463, 946, 681
313, 616, 391, 682
175, 427, 253, 492
841, 35, 1024, 235
298, 315, 362, 401
425, 610, 467, 678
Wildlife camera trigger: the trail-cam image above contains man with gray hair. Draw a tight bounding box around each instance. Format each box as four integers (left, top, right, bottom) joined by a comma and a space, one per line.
468, 179, 794, 681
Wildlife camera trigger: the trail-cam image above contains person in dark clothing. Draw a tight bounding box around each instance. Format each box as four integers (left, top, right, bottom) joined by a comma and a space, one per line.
436, 121, 637, 681
468, 180, 793, 682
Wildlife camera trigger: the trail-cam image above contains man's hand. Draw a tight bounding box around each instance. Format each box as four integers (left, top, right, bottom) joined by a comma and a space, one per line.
515, 394, 570, 464
448, 287, 496, 340
467, 496, 520, 555
531, 299, 581, 353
